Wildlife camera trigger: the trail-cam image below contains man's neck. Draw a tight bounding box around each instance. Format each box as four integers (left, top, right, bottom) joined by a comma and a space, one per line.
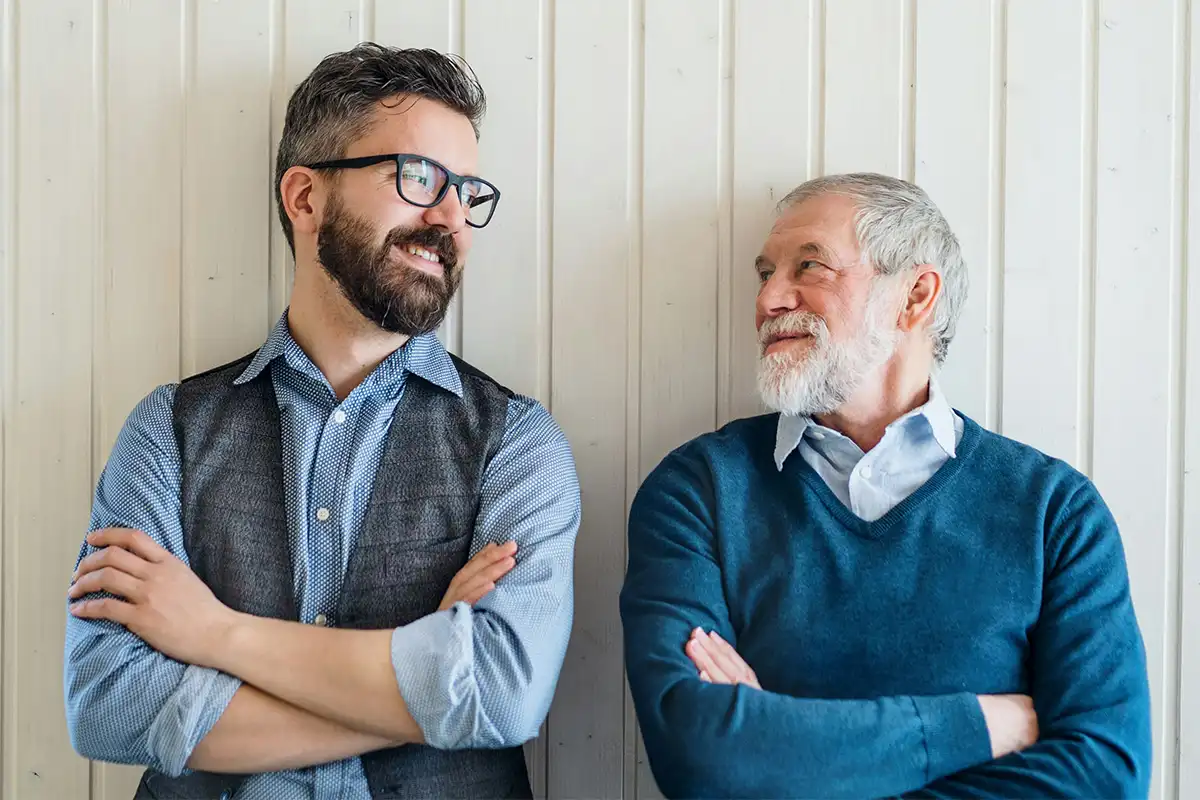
814, 349, 934, 454
287, 263, 409, 401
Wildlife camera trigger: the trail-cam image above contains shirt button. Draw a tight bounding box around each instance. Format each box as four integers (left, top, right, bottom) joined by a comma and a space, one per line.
315, 507, 331, 522
332, 410, 347, 424
313, 613, 328, 626
860, 464, 873, 479
809, 430, 825, 441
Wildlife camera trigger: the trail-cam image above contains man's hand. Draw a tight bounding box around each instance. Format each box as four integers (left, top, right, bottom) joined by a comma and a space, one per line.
684, 626, 1036, 757
684, 627, 762, 690
68, 528, 236, 668
978, 693, 1039, 759
438, 541, 517, 611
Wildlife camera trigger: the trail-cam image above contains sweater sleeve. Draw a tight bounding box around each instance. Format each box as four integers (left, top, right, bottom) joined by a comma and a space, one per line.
904, 477, 1153, 799
620, 447, 993, 799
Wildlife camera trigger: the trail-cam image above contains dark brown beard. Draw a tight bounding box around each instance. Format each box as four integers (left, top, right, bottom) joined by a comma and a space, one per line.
316, 195, 463, 335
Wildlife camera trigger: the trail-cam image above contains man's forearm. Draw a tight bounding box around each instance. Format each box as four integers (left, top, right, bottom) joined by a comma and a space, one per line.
636, 680, 993, 799
210, 612, 424, 743
904, 735, 1147, 799
188, 684, 401, 773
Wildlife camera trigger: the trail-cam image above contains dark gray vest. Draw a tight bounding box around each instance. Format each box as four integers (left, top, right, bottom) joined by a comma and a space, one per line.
133, 351, 532, 800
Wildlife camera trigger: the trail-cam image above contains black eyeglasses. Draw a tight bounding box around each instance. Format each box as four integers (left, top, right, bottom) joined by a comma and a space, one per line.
303, 153, 501, 228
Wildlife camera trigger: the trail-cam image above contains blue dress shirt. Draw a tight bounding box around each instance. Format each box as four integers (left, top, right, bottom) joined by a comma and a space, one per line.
774, 379, 964, 521
64, 313, 581, 799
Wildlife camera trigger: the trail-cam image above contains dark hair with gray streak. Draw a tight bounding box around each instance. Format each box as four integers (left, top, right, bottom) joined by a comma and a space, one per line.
274, 42, 486, 254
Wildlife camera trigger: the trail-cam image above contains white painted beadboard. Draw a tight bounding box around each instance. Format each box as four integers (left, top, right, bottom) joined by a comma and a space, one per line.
0, 1, 1196, 798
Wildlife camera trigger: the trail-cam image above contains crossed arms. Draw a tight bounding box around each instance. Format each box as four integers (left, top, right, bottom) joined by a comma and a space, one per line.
619, 450, 1152, 799
63, 386, 581, 776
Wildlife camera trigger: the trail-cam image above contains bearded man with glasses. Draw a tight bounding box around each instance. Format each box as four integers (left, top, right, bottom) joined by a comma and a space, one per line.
63, 43, 580, 800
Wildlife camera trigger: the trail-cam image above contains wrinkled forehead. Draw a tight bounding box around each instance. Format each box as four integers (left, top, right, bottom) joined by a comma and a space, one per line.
760, 193, 863, 268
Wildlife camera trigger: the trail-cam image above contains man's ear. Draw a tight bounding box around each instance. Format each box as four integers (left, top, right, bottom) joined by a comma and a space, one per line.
899, 265, 941, 333
280, 166, 321, 240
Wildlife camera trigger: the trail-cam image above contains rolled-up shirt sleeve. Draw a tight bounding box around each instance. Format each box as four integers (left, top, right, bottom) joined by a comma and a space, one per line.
389, 395, 581, 749
63, 385, 242, 776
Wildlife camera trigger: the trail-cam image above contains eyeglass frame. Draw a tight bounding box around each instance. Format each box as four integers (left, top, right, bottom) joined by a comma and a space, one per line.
302, 152, 502, 228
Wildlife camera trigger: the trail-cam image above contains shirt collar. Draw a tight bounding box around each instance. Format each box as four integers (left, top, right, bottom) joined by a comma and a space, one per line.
233, 312, 463, 398
772, 377, 958, 471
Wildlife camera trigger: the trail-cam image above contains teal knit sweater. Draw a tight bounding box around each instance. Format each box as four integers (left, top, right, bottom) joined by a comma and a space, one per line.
621, 412, 1151, 799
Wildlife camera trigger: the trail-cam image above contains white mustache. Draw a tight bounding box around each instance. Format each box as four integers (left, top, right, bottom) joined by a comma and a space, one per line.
759, 312, 827, 348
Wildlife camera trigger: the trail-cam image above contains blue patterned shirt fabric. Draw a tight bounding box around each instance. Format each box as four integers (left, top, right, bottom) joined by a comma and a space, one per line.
64, 313, 582, 799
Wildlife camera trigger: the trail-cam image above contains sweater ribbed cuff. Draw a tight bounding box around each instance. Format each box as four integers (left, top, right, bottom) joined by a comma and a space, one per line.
912, 692, 993, 783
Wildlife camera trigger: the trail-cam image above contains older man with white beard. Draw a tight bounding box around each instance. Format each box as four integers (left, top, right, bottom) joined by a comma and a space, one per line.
620, 173, 1152, 799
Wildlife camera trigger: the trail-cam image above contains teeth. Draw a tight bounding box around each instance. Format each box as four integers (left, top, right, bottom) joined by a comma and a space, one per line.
404, 245, 440, 264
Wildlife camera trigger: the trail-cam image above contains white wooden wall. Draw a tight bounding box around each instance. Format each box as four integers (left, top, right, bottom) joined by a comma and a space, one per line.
0, 1, 1196, 798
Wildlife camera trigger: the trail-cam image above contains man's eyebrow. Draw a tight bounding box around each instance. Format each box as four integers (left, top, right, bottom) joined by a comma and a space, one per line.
795, 241, 837, 262
755, 242, 844, 273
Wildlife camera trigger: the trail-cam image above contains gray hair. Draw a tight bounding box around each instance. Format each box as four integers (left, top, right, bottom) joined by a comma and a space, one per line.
777, 172, 968, 365
274, 43, 486, 254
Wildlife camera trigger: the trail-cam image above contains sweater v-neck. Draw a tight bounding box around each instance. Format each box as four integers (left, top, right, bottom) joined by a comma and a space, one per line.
783, 412, 984, 539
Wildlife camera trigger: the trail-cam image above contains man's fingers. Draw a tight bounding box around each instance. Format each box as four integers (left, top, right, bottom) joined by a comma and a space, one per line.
454, 557, 514, 604
86, 528, 168, 563
459, 580, 497, 606
686, 629, 733, 683
709, 631, 756, 684
68, 596, 137, 625
73, 543, 152, 583
67, 567, 142, 601
451, 542, 518, 587
684, 637, 714, 674
703, 631, 748, 680
476, 556, 516, 584
444, 544, 492, 592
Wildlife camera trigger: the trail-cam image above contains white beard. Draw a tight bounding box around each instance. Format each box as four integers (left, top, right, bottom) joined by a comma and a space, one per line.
756, 282, 901, 417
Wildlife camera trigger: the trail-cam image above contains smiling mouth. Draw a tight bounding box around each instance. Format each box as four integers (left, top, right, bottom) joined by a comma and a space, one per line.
394, 244, 444, 275
402, 244, 441, 264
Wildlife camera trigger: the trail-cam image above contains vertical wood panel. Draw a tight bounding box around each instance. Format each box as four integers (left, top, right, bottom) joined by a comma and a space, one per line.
1181, 7, 1200, 789
94, 6, 185, 797
548, 4, 630, 796
715, 0, 733, 429
0, 0, 13, 783
269, 0, 363, 328
1093, 2, 1182, 797
824, 0, 907, 176
1001, 0, 1091, 467
624, 1, 646, 796
375, 0, 452, 49
637, 2, 721, 797
1181, 3, 1200, 784
6, 1, 96, 797
639, 0, 720, 473
461, 0, 547, 401
726, 0, 813, 424
914, 0, 996, 426
1167, 2, 1189, 793
182, 0, 272, 377
373, 0, 464, 356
